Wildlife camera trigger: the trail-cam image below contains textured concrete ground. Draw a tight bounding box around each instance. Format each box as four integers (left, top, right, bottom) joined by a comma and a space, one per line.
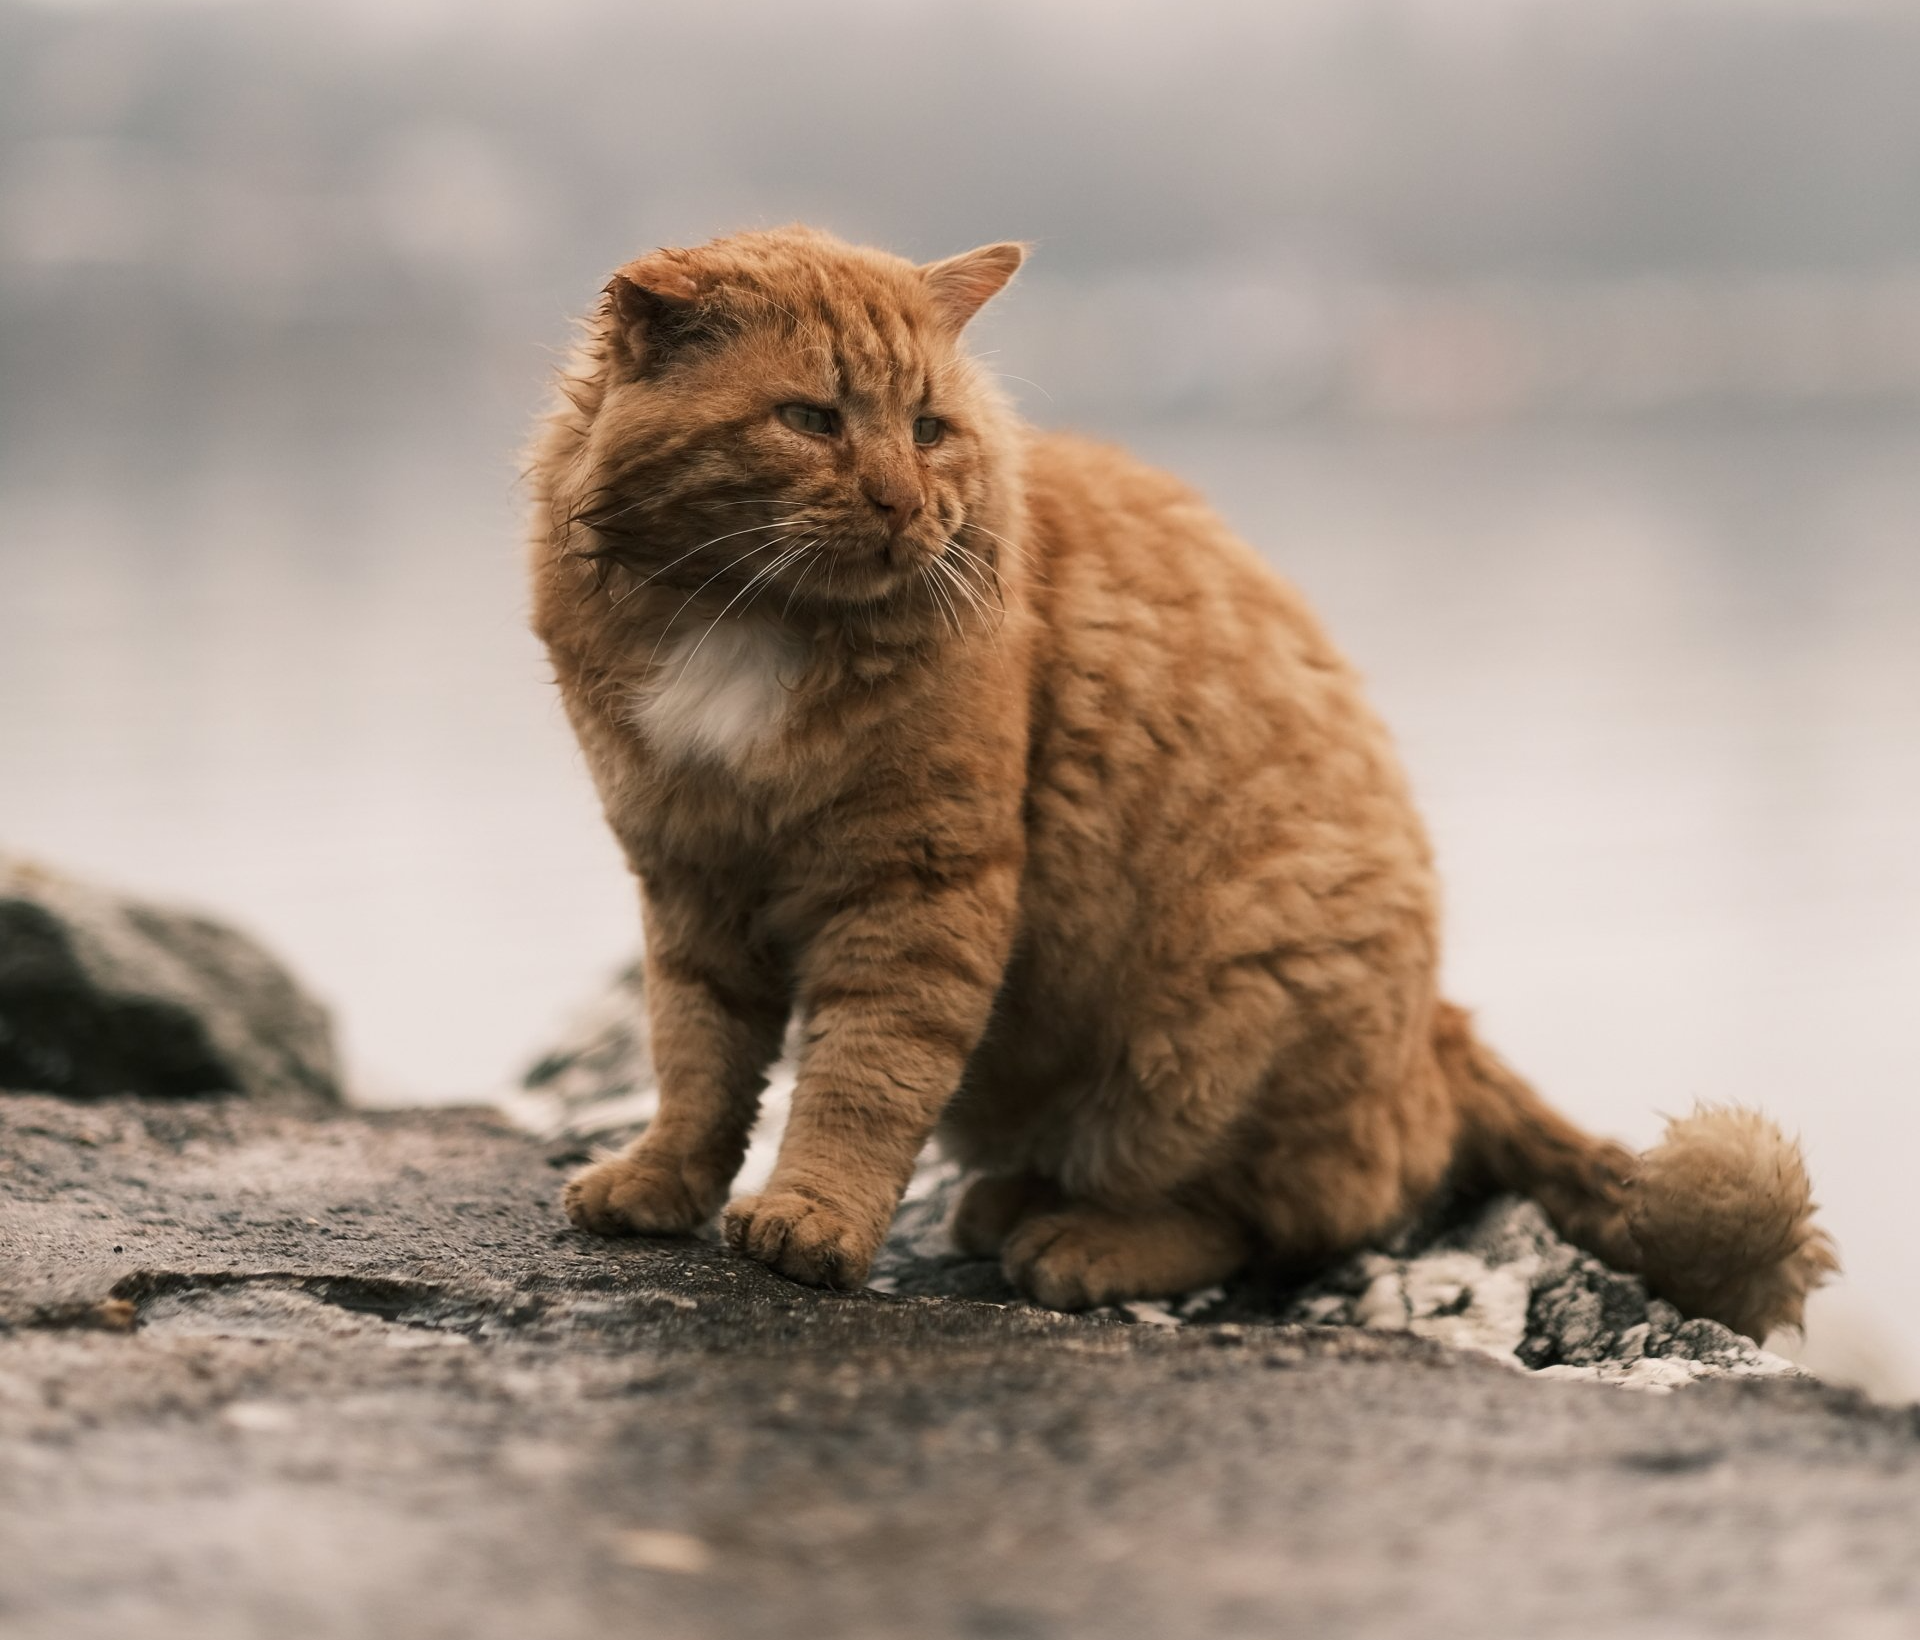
4, 1092, 1918, 1640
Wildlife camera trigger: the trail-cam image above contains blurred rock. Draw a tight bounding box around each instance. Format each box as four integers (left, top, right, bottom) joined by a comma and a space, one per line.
0, 855, 340, 1107
516, 962, 1796, 1389
511, 959, 652, 1140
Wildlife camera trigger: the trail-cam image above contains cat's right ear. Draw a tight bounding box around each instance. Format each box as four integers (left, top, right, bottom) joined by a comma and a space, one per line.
603, 253, 706, 375
920, 242, 1028, 333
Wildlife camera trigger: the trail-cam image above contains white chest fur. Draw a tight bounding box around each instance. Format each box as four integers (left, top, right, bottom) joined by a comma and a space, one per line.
628, 620, 804, 772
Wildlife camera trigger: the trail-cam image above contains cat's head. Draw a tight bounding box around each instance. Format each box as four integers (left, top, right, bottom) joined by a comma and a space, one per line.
561, 225, 1024, 614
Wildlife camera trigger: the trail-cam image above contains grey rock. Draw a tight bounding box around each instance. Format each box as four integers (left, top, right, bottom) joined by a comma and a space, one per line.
520, 963, 1795, 1388
516, 958, 651, 1133
2, 1091, 1916, 1640
0, 855, 340, 1107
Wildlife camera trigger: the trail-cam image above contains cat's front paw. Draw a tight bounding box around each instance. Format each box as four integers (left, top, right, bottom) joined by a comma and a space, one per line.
722, 1190, 877, 1290
563, 1146, 723, 1238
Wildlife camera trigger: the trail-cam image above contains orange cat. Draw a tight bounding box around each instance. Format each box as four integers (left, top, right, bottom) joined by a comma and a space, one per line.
527, 225, 1835, 1341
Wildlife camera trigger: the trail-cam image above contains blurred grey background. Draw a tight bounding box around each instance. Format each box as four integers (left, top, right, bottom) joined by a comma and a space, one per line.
2, 0, 1916, 1384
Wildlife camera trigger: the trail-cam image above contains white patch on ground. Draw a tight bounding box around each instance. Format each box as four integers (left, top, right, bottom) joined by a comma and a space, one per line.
1352, 1249, 1542, 1364
221, 1401, 299, 1434
734, 1065, 794, 1196
629, 621, 804, 771
1177, 1285, 1227, 1319
607, 1529, 713, 1575
1536, 1353, 1798, 1394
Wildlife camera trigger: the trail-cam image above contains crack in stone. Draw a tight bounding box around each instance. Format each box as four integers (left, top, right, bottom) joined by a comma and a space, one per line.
105, 1270, 487, 1337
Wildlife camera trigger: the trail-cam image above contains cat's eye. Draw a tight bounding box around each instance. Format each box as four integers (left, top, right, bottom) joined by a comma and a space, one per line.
778, 403, 840, 437
913, 416, 945, 446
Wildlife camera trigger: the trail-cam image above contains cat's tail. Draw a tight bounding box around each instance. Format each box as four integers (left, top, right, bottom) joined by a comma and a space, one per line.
1435, 1001, 1837, 1342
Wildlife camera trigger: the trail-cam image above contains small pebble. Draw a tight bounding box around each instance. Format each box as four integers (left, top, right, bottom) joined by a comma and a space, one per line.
609, 1529, 712, 1575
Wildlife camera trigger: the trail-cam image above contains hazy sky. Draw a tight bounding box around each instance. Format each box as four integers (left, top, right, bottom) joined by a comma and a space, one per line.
8, 0, 1920, 446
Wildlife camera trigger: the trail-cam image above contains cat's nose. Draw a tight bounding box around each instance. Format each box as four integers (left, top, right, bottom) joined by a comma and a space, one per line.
863, 479, 923, 533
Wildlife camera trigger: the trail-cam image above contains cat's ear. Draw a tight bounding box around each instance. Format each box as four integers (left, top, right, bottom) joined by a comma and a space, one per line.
920, 242, 1027, 332
603, 252, 709, 374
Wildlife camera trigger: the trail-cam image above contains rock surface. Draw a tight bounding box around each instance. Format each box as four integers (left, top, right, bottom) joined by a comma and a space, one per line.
4, 1090, 1919, 1640
0, 856, 339, 1107
519, 963, 1799, 1389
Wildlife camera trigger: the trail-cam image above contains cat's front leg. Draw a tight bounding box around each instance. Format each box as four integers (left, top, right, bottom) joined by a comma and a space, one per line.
564, 876, 788, 1238
723, 857, 1019, 1288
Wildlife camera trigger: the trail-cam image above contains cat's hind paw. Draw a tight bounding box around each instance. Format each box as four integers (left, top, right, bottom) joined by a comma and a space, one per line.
1003, 1203, 1248, 1311
951, 1171, 1063, 1257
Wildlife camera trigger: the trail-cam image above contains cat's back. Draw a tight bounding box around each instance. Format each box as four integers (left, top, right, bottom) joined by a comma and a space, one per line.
1021, 428, 1258, 591
1011, 423, 1426, 903
1017, 427, 1356, 711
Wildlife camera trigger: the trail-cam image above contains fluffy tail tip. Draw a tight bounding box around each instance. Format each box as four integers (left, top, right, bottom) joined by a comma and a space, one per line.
1626, 1104, 1839, 1343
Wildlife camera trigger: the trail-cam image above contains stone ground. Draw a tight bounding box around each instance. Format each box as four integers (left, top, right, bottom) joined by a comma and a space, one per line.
4, 1092, 1919, 1640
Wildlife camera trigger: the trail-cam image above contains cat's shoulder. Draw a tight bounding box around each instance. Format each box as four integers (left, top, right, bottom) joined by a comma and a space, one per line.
1021, 427, 1209, 517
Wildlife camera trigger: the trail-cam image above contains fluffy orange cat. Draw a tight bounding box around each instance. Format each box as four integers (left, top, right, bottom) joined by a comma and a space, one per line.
527, 225, 1835, 1341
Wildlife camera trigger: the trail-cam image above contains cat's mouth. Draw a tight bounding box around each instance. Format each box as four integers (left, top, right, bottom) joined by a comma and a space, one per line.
779, 527, 949, 608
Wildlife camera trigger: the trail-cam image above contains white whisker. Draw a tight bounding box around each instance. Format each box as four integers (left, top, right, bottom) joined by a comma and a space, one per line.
782, 543, 827, 617
995, 372, 1054, 402
610, 519, 791, 608
944, 540, 1006, 616
961, 521, 1050, 587
931, 553, 986, 624
742, 540, 816, 621
931, 554, 1010, 674
649, 537, 794, 662
921, 561, 963, 640
676, 542, 811, 673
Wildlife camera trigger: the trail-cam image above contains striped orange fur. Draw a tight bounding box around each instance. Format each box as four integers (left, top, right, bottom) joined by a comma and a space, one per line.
527, 226, 1833, 1339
